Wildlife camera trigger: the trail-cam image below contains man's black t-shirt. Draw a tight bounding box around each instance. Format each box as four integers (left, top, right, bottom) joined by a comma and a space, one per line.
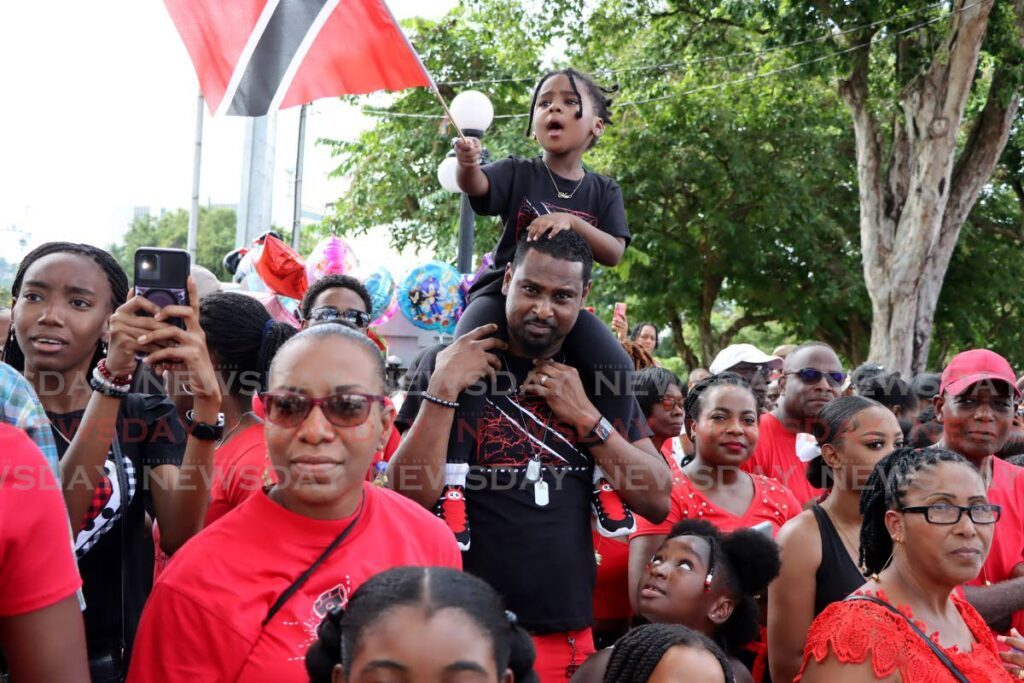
468, 156, 629, 299
404, 349, 648, 633
50, 394, 185, 662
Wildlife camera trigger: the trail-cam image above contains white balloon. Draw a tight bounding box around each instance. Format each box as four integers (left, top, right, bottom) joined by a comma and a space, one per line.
437, 155, 461, 193
450, 90, 494, 133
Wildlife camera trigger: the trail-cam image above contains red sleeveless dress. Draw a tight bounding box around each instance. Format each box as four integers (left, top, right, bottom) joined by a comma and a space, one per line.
796, 589, 1014, 682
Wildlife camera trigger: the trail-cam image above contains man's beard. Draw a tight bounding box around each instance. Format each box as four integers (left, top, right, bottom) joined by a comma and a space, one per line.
512, 317, 558, 356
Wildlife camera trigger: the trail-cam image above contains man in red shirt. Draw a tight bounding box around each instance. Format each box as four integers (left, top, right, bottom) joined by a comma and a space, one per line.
742, 342, 843, 503
934, 349, 1024, 634
0, 424, 88, 682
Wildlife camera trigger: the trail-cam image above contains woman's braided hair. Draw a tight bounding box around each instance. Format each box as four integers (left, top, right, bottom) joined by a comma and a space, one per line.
602, 624, 735, 683
858, 446, 976, 576
2, 242, 129, 371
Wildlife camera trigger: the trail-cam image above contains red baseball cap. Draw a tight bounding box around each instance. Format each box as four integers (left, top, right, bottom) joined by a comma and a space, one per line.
939, 349, 1020, 397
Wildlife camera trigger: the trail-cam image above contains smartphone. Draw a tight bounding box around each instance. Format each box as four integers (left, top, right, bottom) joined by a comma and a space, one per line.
134, 248, 190, 330
613, 302, 627, 321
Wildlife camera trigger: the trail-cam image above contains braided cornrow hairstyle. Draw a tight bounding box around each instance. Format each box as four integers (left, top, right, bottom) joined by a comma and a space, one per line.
199, 292, 297, 398
308, 567, 537, 682
2, 242, 129, 372
525, 68, 618, 149
858, 446, 975, 576
683, 372, 757, 426
665, 520, 781, 656
602, 624, 735, 683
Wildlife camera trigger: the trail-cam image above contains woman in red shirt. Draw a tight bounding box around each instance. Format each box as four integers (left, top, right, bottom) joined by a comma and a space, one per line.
629, 373, 800, 607
798, 447, 1014, 682
128, 324, 461, 683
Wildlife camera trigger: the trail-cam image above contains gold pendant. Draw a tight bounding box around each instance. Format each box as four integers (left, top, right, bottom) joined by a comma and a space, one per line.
558, 192, 571, 199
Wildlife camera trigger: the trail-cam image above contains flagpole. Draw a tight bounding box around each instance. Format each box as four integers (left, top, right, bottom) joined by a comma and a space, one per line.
430, 85, 467, 141
187, 90, 204, 260
292, 103, 307, 250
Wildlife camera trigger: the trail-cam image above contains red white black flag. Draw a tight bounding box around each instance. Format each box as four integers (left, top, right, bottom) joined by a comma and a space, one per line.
164, 0, 433, 116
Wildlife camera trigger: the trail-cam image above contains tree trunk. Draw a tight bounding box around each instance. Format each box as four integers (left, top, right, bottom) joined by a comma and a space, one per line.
841, 0, 1018, 375
669, 311, 700, 369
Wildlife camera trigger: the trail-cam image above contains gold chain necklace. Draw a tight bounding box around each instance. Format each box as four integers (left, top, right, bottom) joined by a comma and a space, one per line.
824, 497, 863, 571
543, 162, 585, 200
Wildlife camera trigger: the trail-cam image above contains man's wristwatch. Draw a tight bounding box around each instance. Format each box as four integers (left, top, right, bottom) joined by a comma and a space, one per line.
588, 416, 614, 444
185, 410, 225, 441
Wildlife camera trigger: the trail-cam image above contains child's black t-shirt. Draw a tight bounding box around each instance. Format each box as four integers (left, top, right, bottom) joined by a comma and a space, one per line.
468, 156, 629, 298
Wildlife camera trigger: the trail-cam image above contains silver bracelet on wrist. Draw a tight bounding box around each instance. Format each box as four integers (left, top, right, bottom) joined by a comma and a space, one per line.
422, 392, 459, 409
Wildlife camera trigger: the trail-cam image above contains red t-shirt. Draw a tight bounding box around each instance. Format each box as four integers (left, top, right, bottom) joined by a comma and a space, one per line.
633, 453, 801, 538
206, 424, 270, 526
742, 412, 824, 504
592, 531, 631, 621
128, 483, 461, 682
967, 457, 1024, 634
0, 424, 81, 616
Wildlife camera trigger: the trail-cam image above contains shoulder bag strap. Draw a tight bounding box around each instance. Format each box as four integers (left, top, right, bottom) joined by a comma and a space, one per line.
262, 490, 366, 627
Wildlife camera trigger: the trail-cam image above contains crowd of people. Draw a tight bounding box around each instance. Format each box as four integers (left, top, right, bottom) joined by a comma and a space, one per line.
4, 66, 1024, 683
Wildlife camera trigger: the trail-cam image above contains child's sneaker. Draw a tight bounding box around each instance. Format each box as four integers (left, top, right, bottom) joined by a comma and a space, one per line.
591, 467, 635, 538
433, 463, 471, 550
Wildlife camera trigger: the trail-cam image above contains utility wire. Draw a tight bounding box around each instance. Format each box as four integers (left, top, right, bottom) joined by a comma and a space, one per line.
433, 0, 949, 87
363, 0, 987, 121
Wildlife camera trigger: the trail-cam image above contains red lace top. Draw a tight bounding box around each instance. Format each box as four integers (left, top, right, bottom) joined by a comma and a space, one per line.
796, 589, 1014, 682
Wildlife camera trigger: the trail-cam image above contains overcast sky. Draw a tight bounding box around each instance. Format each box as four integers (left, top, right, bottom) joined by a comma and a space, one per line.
0, 0, 455, 263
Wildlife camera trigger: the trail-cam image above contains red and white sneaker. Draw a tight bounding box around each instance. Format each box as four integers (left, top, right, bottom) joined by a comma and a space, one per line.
434, 485, 471, 550
592, 475, 636, 538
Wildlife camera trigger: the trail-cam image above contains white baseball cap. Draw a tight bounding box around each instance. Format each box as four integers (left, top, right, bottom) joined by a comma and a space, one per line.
709, 344, 783, 375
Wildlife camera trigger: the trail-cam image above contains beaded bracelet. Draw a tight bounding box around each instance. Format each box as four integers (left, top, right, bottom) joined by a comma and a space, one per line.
96, 358, 133, 386
422, 392, 459, 409
90, 366, 131, 398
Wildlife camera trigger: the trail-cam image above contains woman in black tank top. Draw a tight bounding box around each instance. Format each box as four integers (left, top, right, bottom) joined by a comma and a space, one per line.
767, 397, 904, 683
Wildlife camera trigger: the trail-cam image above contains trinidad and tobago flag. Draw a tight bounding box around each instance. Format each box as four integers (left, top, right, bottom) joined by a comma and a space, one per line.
163, 0, 433, 116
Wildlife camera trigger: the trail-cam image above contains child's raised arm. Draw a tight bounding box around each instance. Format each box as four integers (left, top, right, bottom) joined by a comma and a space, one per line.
454, 137, 489, 197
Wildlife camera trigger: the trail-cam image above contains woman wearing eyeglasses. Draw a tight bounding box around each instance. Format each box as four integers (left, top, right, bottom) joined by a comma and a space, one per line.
798, 447, 1016, 682
128, 324, 461, 683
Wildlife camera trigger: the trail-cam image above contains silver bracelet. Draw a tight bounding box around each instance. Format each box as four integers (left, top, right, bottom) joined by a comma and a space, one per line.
422, 392, 459, 409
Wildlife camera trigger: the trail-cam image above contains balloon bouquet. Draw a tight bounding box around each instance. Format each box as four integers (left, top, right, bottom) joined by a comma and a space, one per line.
224, 231, 495, 347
